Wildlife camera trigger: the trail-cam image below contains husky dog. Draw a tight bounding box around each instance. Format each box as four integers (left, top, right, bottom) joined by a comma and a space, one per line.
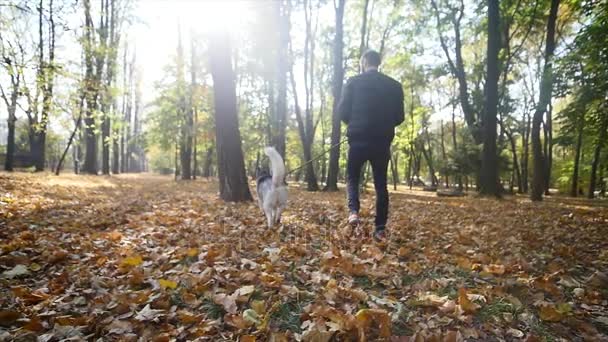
256, 147, 288, 228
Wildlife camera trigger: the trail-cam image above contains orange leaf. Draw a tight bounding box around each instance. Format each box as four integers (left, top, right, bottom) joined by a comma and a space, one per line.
482, 264, 506, 275
458, 288, 480, 314
0, 311, 20, 327
355, 309, 391, 338
240, 335, 256, 342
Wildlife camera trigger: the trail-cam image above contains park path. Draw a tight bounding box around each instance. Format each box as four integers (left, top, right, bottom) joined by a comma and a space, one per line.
0, 173, 607, 341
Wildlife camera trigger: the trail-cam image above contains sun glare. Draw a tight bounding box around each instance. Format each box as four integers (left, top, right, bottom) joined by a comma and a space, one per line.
174, 0, 254, 33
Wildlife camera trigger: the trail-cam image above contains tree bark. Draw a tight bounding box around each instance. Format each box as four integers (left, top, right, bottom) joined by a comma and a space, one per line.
531, 0, 559, 201
178, 29, 193, 180
479, 0, 501, 197
588, 113, 608, 198
0, 73, 19, 172
209, 31, 252, 202
324, 0, 345, 191
570, 110, 585, 197
544, 103, 553, 194
274, 0, 289, 158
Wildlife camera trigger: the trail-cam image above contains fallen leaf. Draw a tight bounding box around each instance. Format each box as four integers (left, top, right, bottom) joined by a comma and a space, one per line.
135, 304, 164, 321
2, 264, 30, 279
159, 278, 178, 289
0, 311, 20, 327
539, 304, 563, 322
458, 288, 480, 314
355, 309, 391, 338
121, 255, 143, 267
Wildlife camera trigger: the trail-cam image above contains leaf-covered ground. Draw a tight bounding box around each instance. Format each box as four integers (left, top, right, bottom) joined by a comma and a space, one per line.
1, 173, 607, 341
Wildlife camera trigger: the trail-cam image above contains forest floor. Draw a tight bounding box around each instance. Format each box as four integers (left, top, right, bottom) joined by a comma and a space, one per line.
1, 172, 607, 341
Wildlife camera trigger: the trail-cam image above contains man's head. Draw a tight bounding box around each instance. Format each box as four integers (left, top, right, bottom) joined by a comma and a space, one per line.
360, 50, 381, 72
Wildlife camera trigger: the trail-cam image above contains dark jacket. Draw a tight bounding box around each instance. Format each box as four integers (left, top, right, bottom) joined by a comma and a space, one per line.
338, 70, 404, 144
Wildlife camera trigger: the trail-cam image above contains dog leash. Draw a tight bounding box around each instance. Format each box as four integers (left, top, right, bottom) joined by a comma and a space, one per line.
286, 138, 348, 175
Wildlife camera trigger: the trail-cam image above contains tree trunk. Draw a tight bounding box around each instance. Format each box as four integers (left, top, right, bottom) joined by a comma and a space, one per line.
325, 0, 345, 191
588, 113, 607, 198
295, 0, 319, 191
274, 0, 289, 158
440, 120, 448, 187
209, 31, 252, 202
479, 0, 501, 197
359, 0, 371, 62
531, 0, 559, 201
522, 112, 531, 192
505, 127, 522, 193
390, 149, 399, 190
544, 103, 553, 194
430, 0, 481, 144
203, 146, 214, 178
570, 111, 585, 197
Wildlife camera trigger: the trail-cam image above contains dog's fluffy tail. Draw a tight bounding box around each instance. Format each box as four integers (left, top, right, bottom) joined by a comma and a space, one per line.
264, 146, 286, 188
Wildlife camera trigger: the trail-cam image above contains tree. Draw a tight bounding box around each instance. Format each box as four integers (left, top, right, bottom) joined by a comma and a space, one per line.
209, 30, 252, 202
177, 28, 193, 180
292, 0, 320, 191
479, 0, 501, 197
531, 0, 559, 201
430, 0, 482, 144
0, 33, 24, 171
21, 0, 58, 171
274, 0, 289, 158
325, 0, 346, 192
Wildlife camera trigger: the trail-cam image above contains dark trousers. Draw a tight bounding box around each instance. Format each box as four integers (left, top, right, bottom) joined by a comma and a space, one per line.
346, 141, 390, 227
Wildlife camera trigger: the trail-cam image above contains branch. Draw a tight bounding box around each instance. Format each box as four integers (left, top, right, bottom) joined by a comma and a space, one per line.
430, 0, 457, 74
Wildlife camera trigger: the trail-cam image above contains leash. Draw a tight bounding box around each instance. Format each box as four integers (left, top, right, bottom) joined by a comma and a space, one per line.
286, 138, 348, 175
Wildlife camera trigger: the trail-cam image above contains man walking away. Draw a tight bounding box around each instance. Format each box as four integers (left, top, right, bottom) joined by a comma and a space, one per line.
338, 50, 404, 241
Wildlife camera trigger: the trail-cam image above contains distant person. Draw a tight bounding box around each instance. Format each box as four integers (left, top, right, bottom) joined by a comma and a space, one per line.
338, 49, 404, 241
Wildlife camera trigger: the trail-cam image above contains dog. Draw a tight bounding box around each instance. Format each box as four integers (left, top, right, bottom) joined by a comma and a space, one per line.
256, 147, 288, 228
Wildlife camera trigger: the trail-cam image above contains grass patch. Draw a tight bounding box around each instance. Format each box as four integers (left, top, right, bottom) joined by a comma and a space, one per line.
437, 285, 458, 300
201, 298, 226, 320
270, 300, 304, 333
476, 299, 521, 323
354, 275, 373, 289
530, 320, 555, 342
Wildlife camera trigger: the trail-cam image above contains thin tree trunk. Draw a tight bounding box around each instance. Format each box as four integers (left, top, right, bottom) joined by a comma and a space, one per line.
544, 103, 553, 194
570, 111, 585, 197
274, 0, 289, 158
359, 0, 371, 62
588, 113, 608, 198
522, 111, 531, 192
440, 120, 448, 187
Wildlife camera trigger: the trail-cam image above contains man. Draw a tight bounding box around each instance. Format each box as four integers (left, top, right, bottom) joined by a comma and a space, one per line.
338, 50, 404, 241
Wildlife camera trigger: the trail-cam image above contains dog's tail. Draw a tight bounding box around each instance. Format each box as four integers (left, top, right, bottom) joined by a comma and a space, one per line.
264, 146, 286, 188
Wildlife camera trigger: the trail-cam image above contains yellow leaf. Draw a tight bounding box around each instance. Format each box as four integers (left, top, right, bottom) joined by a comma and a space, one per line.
159, 279, 178, 289
250, 300, 266, 315
121, 255, 143, 267
539, 305, 563, 322
187, 248, 199, 257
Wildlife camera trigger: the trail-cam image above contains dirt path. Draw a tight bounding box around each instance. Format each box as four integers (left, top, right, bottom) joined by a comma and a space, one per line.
1, 173, 607, 341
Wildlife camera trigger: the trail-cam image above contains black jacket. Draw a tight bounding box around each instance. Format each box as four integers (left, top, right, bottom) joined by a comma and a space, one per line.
338, 70, 404, 144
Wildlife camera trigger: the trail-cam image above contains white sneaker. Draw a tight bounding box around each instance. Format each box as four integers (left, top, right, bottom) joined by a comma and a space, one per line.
348, 212, 360, 226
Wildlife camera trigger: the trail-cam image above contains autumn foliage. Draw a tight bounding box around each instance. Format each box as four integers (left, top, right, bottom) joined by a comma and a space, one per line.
1, 173, 607, 341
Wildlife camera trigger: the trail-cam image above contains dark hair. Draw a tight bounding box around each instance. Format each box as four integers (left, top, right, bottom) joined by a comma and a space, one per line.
361, 50, 381, 67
